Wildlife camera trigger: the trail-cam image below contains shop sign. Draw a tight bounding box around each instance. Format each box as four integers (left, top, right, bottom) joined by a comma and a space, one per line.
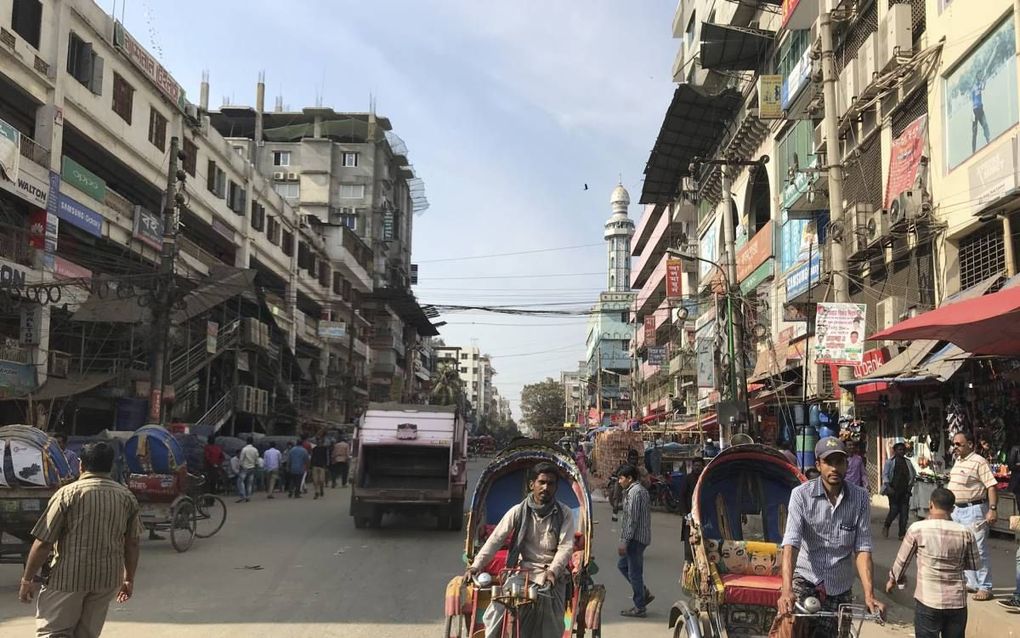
885, 115, 928, 208
0, 361, 36, 398
648, 346, 667, 366
0, 118, 20, 185
758, 75, 783, 119
781, 0, 819, 30
44, 171, 60, 251
44, 255, 92, 280
0, 259, 32, 291
0, 166, 48, 208
785, 251, 822, 299
737, 221, 773, 282
781, 44, 812, 110
56, 194, 103, 237
61, 156, 106, 202
318, 321, 347, 340
850, 347, 890, 397
740, 259, 774, 295
699, 216, 720, 282
696, 334, 716, 389
967, 135, 1018, 213
132, 205, 163, 250
813, 302, 867, 365
20, 306, 42, 345
666, 259, 683, 299
643, 316, 656, 345
114, 22, 187, 111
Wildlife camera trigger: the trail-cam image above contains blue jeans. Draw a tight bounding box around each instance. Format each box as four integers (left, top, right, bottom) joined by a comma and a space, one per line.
236, 469, 254, 499
914, 600, 967, 638
617, 539, 647, 610
950, 502, 992, 591
1013, 542, 1020, 598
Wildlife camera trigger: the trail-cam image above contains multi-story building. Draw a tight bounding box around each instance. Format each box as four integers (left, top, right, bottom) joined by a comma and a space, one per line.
584, 185, 636, 424
0, 0, 436, 433
433, 344, 493, 415
560, 366, 583, 424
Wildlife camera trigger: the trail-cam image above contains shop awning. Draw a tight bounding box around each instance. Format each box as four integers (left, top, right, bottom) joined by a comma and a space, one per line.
870, 278, 1020, 355
639, 84, 743, 204
0, 372, 116, 402
171, 266, 257, 323
700, 23, 775, 71
749, 381, 798, 410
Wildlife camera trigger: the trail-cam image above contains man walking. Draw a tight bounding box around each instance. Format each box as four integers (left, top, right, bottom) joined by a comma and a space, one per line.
617, 464, 653, 618
331, 436, 351, 488
1001, 441, 1020, 612
18, 442, 141, 638
287, 441, 310, 498
310, 436, 330, 499
882, 441, 916, 540
845, 441, 867, 490
263, 442, 282, 498
237, 437, 259, 503
886, 487, 979, 638
203, 435, 225, 494
947, 431, 998, 601
778, 437, 885, 638
55, 434, 79, 478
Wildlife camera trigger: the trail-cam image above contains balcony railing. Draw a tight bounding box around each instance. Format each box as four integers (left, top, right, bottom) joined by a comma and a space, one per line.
0, 342, 31, 364
19, 133, 50, 167
104, 188, 133, 218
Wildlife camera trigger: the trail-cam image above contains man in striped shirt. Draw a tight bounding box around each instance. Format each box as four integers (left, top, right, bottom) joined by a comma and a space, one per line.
778, 437, 885, 637
617, 464, 653, 618
886, 487, 978, 638
18, 441, 142, 638
947, 431, 998, 601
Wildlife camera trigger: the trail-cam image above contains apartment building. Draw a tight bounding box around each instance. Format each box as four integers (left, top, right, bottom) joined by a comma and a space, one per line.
433, 344, 494, 415
0, 0, 436, 432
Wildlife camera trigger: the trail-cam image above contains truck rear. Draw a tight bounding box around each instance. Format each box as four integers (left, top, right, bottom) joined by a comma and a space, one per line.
350, 403, 467, 530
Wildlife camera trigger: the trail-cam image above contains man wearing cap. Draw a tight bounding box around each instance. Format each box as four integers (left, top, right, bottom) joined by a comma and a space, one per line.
778, 437, 885, 637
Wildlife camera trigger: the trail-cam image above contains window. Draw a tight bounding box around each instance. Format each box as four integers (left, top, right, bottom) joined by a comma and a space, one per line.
339, 183, 365, 199
182, 138, 197, 177
273, 151, 290, 166
460, 367, 467, 374
266, 215, 280, 244
148, 107, 167, 151
12, 0, 43, 49
111, 73, 134, 124
281, 230, 294, 256
460, 353, 468, 360
206, 160, 226, 198
250, 202, 266, 231
227, 181, 245, 214
67, 32, 103, 94
273, 181, 299, 199
233, 145, 246, 157
342, 152, 359, 167
332, 272, 343, 295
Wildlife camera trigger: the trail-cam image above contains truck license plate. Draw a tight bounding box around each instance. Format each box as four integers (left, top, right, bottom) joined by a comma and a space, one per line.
0, 500, 17, 513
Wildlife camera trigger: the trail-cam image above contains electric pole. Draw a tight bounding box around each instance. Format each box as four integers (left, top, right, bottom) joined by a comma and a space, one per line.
819, 11, 852, 409
718, 167, 747, 417
148, 136, 183, 425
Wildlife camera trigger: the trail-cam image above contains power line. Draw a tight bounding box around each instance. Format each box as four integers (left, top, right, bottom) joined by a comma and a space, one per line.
416, 243, 603, 264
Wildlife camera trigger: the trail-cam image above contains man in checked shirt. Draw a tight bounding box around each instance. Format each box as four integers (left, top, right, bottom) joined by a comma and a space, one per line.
778, 437, 886, 637
886, 487, 978, 638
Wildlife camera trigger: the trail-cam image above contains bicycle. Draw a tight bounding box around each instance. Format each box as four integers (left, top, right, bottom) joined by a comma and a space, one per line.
465, 569, 554, 638
794, 596, 885, 638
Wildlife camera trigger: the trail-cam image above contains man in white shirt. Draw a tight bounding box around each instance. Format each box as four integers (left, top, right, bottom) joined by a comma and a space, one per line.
262, 443, 282, 498
237, 438, 259, 503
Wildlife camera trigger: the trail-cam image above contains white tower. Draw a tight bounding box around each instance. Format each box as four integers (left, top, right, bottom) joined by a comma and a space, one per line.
604, 183, 635, 292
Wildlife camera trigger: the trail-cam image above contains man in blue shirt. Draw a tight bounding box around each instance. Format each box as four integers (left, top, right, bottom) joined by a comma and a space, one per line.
286, 443, 310, 499
778, 437, 885, 637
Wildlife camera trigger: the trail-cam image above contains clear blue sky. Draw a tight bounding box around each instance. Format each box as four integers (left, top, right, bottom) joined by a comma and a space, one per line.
122, 0, 679, 418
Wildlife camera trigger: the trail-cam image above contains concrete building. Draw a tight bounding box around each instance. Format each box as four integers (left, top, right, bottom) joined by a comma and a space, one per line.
560, 366, 583, 424
0, 0, 437, 433
433, 344, 493, 415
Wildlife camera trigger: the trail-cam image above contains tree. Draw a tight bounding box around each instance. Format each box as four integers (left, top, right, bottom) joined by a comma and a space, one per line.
520, 378, 564, 437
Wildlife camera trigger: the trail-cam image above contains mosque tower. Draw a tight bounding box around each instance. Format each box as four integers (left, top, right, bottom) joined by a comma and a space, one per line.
604, 183, 635, 292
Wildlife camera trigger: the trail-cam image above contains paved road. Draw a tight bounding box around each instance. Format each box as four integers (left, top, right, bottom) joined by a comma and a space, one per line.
0, 459, 689, 637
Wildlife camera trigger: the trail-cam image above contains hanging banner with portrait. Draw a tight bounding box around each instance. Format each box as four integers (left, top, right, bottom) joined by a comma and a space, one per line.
813, 302, 867, 365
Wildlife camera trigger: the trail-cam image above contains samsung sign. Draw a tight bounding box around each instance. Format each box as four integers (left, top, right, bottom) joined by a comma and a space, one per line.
56, 194, 103, 237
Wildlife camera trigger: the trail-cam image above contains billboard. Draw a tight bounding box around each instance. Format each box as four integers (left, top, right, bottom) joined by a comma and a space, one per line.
759, 75, 783, 119
813, 302, 867, 365
944, 17, 1018, 170
666, 259, 683, 299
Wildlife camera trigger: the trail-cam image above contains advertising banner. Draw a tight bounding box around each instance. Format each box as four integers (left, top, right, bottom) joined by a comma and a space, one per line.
0, 118, 20, 184
696, 336, 716, 389
644, 315, 656, 345
737, 221, 773, 282
318, 321, 347, 340
758, 75, 783, 119
61, 156, 106, 202
885, 115, 928, 208
785, 251, 822, 299
813, 302, 867, 365
666, 258, 683, 299
648, 346, 667, 366
56, 194, 103, 237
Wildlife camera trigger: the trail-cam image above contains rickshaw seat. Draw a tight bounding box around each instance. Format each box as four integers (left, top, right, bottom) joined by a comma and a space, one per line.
719, 573, 783, 607
704, 539, 783, 608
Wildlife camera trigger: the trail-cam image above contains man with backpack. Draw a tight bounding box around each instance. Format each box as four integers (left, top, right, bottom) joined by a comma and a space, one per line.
465, 462, 575, 638
882, 441, 917, 540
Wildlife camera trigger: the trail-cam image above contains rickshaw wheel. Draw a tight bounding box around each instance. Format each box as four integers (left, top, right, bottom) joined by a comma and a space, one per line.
194, 493, 227, 538
170, 497, 197, 552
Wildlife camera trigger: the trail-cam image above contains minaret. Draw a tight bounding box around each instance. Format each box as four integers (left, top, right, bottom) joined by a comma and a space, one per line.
604, 183, 635, 292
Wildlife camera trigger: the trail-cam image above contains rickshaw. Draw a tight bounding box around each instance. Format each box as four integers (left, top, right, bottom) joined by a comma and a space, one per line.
125, 425, 227, 552
442, 438, 604, 637
0, 425, 73, 565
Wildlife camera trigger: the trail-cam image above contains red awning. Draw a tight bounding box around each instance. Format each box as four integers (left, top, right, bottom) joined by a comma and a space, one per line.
870, 284, 1020, 355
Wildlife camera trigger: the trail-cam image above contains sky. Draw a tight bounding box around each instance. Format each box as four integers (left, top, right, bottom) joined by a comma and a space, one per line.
121, 0, 680, 419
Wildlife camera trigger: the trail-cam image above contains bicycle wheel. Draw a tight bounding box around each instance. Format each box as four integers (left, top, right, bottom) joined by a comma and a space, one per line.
194, 494, 227, 538
169, 497, 197, 552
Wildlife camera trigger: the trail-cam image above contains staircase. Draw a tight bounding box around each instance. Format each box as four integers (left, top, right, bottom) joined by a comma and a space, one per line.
193, 388, 235, 433
168, 319, 240, 386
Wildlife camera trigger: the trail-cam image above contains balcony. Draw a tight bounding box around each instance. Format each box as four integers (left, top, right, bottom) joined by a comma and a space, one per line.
328, 226, 373, 292
19, 133, 50, 167
370, 328, 405, 357
0, 341, 31, 364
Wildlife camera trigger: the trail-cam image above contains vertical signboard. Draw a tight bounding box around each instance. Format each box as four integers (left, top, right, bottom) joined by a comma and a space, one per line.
813, 302, 868, 365
643, 316, 656, 345
666, 258, 683, 299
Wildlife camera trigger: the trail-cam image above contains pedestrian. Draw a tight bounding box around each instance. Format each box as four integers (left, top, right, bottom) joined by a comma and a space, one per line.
947, 431, 998, 601
1002, 442, 1020, 612
263, 442, 282, 499
331, 436, 351, 488
237, 437, 259, 503
845, 441, 867, 490
886, 487, 979, 638
203, 436, 225, 494
310, 436, 330, 499
281, 441, 293, 494
617, 463, 652, 617
777, 437, 885, 637
55, 434, 80, 478
299, 435, 312, 494
610, 449, 649, 522
18, 441, 141, 638
882, 441, 917, 540
227, 450, 240, 487
287, 440, 310, 498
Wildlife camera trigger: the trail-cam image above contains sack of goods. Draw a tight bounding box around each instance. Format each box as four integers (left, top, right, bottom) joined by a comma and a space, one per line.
0, 424, 74, 488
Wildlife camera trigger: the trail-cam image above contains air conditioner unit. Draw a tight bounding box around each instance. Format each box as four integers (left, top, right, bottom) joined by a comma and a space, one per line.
889, 189, 923, 228
272, 171, 286, 181
858, 33, 878, 93
286, 172, 299, 181
876, 296, 908, 332
49, 351, 70, 378
235, 385, 253, 413
842, 58, 860, 113
184, 103, 199, 122
865, 208, 891, 248
880, 3, 913, 72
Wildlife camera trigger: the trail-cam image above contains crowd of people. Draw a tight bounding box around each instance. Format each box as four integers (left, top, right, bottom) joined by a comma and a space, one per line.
201, 434, 352, 502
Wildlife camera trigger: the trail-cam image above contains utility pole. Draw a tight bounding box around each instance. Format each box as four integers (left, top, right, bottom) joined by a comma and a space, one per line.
819, 11, 852, 410
595, 344, 602, 425
148, 136, 182, 425
718, 167, 747, 416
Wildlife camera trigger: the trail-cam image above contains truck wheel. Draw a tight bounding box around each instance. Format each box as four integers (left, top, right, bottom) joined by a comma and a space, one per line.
448, 499, 464, 531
